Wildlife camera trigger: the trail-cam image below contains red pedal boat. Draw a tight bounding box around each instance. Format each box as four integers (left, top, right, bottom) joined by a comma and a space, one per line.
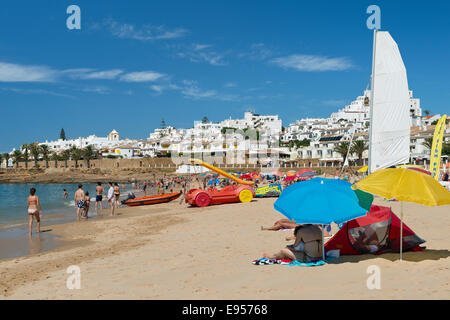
122, 192, 182, 207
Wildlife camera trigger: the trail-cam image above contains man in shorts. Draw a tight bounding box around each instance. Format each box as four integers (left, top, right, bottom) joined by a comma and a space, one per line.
74, 184, 85, 221
95, 182, 105, 215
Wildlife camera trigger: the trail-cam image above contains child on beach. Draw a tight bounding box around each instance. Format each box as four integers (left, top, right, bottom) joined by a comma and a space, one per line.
27, 188, 41, 235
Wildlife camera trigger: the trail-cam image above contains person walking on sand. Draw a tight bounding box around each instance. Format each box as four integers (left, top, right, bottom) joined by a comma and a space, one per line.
107, 182, 115, 216
113, 183, 121, 207
74, 184, 85, 221
27, 188, 41, 235
95, 182, 105, 215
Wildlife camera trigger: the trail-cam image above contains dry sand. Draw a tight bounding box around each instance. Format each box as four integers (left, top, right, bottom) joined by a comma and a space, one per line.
0, 197, 449, 299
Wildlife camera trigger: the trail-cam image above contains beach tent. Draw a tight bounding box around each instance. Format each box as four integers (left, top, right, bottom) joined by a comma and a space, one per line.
325, 205, 425, 255
283, 176, 296, 182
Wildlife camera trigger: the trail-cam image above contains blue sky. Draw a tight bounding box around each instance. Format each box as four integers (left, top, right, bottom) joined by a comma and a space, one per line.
1, 0, 449, 152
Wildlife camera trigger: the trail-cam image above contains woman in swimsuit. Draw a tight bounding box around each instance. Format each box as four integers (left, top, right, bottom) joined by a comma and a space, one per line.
263, 224, 323, 263
27, 188, 41, 235
113, 183, 120, 207
83, 191, 91, 218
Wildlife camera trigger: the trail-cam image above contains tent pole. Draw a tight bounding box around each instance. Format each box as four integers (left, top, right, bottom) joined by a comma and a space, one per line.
400, 202, 403, 261
322, 224, 325, 261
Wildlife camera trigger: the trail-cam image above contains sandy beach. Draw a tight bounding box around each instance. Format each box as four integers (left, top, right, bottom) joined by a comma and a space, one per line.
0, 195, 448, 300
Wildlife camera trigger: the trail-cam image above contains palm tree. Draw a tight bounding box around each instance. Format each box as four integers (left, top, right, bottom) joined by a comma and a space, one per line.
29, 144, 41, 167
2, 153, 10, 168
71, 146, 83, 168
40, 145, 50, 168
83, 145, 96, 168
350, 140, 368, 165
51, 152, 59, 168
333, 141, 351, 165
422, 137, 433, 150
12, 150, 22, 168
21, 143, 30, 169
61, 149, 71, 168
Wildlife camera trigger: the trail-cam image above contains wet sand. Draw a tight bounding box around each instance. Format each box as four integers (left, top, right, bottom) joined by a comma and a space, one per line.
0, 197, 449, 299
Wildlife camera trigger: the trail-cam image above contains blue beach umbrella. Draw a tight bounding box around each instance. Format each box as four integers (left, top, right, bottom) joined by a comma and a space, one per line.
274, 177, 372, 260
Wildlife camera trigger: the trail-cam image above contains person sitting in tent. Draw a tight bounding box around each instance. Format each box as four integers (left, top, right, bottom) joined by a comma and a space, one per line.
261, 218, 298, 231
350, 227, 380, 254
263, 224, 323, 263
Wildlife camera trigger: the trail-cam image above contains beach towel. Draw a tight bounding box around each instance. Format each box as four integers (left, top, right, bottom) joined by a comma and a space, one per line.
285, 260, 326, 267
252, 258, 327, 266
252, 258, 292, 265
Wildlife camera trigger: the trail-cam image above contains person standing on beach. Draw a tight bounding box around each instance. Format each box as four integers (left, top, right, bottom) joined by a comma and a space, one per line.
107, 182, 115, 216
113, 183, 121, 207
74, 184, 85, 221
95, 182, 105, 215
83, 191, 91, 219
27, 188, 41, 235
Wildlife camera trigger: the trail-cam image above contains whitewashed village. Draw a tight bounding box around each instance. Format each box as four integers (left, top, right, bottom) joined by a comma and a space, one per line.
1, 89, 449, 169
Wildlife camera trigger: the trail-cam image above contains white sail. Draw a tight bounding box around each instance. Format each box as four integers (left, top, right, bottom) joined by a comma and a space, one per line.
368, 31, 411, 173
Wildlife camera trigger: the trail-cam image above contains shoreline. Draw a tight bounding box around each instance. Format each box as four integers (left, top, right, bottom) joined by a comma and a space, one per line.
0, 201, 188, 297
0, 196, 449, 299
0, 186, 149, 260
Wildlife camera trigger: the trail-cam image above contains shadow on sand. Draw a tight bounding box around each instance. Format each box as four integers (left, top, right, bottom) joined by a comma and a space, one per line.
328, 249, 450, 264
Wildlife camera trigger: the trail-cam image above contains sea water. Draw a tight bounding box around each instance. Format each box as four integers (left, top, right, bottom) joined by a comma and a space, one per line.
0, 183, 124, 260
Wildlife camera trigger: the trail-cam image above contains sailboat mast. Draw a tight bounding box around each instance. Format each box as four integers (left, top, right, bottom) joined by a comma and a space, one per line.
367, 29, 377, 174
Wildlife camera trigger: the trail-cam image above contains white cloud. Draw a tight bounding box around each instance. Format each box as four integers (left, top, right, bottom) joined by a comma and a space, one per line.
150, 85, 164, 93
120, 71, 165, 82
150, 80, 244, 102
177, 44, 228, 66
239, 43, 274, 61
271, 54, 353, 71
82, 86, 111, 94
103, 18, 188, 41
64, 68, 123, 80
0, 62, 58, 82
224, 82, 237, 88
193, 44, 213, 51
181, 86, 217, 99
1, 87, 74, 98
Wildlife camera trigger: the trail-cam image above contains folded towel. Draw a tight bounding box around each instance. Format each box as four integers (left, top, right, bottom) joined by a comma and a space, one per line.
285, 260, 326, 267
